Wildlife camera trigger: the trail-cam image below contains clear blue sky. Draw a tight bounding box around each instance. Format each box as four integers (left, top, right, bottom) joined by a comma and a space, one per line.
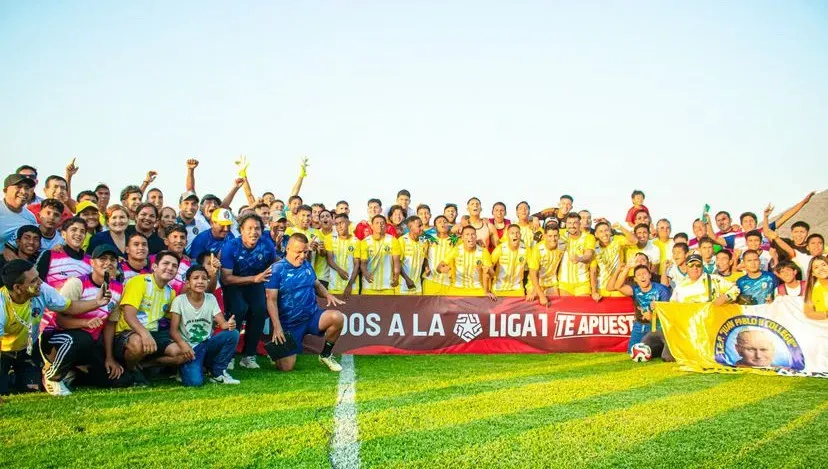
1, 1, 826, 232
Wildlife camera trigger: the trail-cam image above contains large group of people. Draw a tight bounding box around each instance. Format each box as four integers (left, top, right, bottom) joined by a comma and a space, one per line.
1, 156, 825, 400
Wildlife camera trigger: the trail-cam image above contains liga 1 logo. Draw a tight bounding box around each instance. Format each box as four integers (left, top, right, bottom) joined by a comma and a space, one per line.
714, 315, 805, 370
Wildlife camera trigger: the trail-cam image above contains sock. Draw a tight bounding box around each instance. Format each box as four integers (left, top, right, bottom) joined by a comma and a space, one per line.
320, 341, 335, 358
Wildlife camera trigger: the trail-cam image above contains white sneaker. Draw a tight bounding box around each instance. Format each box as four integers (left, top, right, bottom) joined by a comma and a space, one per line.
319, 355, 342, 372
226, 358, 234, 371
44, 378, 72, 396
239, 356, 260, 369
210, 370, 240, 385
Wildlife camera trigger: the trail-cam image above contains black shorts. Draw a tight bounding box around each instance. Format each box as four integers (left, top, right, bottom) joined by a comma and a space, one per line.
114, 329, 173, 363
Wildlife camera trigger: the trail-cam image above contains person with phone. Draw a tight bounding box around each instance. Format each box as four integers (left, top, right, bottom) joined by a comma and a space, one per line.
265, 233, 345, 372
41, 245, 129, 395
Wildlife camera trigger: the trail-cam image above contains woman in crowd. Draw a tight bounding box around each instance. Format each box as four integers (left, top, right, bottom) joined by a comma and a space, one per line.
803, 255, 828, 319
87, 204, 129, 258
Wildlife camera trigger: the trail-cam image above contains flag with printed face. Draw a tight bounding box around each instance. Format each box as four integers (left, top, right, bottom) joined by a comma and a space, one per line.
655, 297, 827, 378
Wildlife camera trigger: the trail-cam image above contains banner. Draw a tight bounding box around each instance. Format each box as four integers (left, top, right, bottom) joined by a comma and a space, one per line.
655, 297, 828, 378
303, 296, 635, 355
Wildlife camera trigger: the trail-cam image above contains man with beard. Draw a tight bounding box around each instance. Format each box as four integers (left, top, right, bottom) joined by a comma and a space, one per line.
558, 213, 596, 297
188, 208, 235, 262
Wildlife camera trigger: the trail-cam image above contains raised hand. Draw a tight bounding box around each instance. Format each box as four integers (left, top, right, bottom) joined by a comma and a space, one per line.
145, 170, 158, 183
66, 157, 79, 177
186, 159, 199, 170
299, 156, 310, 177
235, 155, 250, 178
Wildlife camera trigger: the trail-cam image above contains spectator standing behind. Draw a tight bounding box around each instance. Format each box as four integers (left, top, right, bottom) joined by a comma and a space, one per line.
1, 174, 38, 248
126, 203, 166, 255
625, 190, 649, 226
120, 232, 152, 283
220, 214, 277, 370
87, 205, 130, 258
170, 265, 240, 386
773, 261, 805, 297
803, 256, 828, 320
188, 208, 235, 262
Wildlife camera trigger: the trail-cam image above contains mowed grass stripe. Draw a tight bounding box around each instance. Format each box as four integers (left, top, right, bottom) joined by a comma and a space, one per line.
360, 371, 731, 467
397, 375, 794, 468
584, 380, 828, 469
358, 361, 678, 441
357, 355, 636, 412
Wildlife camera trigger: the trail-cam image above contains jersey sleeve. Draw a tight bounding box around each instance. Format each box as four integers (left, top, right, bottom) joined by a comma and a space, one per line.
527, 246, 540, 270
41, 283, 70, 312
170, 295, 185, 316
120, 276, 146, 310
219, 240, 236, 271
584, 234, 596, 251
391, 238, 402, 256
187, 233, 205, 260
490, 245, 502, 265
264, 262, 283, 290
59, 277, 84, 301
481, 249, 493, 267
204, 294, 222, 317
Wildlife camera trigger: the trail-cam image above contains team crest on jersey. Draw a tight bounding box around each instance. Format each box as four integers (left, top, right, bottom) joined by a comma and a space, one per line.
193, 228, 199, 235
32, 307, 42, 318
383, 246, 390, 252
257, 254, 263, 260
475, 260, 482, 266
347, 246, 355, 252
519, 256, 525, 262
107, 301, 115, 312
163, 304, 170, 313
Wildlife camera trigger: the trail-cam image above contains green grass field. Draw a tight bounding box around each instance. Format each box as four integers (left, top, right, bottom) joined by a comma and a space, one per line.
1, 353, 826, 468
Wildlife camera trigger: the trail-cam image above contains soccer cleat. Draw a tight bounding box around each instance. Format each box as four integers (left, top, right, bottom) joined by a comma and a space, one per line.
44, 378, 72, 397
210, 371, 240, 385
239, 356, 260, 369
318, 355, 342, 372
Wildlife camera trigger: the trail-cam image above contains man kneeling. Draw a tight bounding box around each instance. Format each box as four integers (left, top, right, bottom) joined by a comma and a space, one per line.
170, 265, 240, 386
113, 250, 189, 385
265, 233, 345, 372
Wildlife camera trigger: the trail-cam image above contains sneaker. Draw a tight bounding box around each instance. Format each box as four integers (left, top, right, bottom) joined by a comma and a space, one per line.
210, 370, 240, 385
132, 369, 151, 387
62, 370, 78, 387
319, 355, 342, 372
239, 356, 260, 369
44, 378, 72, 396
227, 358, 235, 371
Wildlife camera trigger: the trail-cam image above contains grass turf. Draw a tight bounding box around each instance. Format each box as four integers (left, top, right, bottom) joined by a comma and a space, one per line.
1, 353, 825, 468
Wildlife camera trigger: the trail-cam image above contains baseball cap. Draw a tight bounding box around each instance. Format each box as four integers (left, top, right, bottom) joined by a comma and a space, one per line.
4, 174, 36, 190
201, 193, 221, 204
91, 244, 119, 259
274, 210, 287, 222
179, 191, 199, 204
686, 253, 703, 266
211, 208, 233, 226
544, 219, 560, 230
75, 200, 99, 215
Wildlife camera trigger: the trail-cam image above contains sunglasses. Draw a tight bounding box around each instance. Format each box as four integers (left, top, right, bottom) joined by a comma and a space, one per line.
687, 262, 703, 268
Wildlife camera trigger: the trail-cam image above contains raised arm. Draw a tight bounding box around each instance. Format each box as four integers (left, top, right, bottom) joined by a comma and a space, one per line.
763, 206, 796, 259
290, 157, 309, 197
185, 159, 198, 192
139, 170, 158, 195
221, 178, 245, 209
775, 191, 816, 227
64, 158, 79, 212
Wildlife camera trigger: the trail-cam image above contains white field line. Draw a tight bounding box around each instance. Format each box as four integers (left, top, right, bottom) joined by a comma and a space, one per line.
331, 354, 361, 469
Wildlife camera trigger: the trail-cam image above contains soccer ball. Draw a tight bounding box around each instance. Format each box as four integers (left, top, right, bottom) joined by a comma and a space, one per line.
630, 343, 652, 362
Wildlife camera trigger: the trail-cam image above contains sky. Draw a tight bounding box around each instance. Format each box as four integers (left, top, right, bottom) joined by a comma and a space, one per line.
1, 1, 826, 233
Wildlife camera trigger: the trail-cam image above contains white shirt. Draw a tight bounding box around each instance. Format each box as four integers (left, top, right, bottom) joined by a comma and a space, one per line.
170, 293, 222, 347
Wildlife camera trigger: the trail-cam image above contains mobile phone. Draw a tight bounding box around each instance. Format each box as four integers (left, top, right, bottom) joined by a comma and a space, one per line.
103, 271, 110, 293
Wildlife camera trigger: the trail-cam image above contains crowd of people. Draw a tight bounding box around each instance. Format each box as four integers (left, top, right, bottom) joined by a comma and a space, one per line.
0, 156, 825, 400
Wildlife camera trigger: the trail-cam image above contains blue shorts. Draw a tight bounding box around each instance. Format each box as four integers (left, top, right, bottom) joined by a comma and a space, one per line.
282, 308, 326, 356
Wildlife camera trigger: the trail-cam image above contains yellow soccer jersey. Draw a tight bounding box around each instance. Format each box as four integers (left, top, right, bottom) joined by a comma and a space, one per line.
360, 234, 402, 291
446, 245, 492, 290
425, 236, 455, 286
399, 235, 428, 294
491, 241, 529, 292
324, 234, 361, 293
559, 231, 596, 286
594, 235, 628, 291
116, 274, 176, 333
529, 243, 564, 288
311, 230, 333, 283
652, 238, 674, 276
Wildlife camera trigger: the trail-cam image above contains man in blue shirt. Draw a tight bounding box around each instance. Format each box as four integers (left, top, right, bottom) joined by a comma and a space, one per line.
612, 263, 671, 354
188, 208, 235, 261
265, 233, 345, 372
220, 214, 277, 369
736, 250, 777, 305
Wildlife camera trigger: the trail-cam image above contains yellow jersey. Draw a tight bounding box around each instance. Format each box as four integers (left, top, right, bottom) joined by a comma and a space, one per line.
360, 234, 402, 291
446, 245, 492, 290
116, 274, 175, 333
812, 281, 828, 312
399, 235, 428, 294
594, 235, 628, 291
324, 234, 361, 293
652, 238, 674, 276
425, 236, 455, 286
500, 222, 541, 248
490, 241, 529, 292
559, 231, 596, 286
529, 242, 564, 288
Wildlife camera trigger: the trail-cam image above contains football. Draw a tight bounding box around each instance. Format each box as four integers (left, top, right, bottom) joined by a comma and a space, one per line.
630, 343, 652, 362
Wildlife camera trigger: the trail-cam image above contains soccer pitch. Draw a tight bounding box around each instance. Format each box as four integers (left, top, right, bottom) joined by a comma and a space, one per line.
1, 353, 826, 469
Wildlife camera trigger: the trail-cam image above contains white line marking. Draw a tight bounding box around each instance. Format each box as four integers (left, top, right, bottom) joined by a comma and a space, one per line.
331, 354, 360, 469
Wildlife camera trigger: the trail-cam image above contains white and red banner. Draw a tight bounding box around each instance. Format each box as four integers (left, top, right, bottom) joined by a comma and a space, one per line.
304, 296, 635, 355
